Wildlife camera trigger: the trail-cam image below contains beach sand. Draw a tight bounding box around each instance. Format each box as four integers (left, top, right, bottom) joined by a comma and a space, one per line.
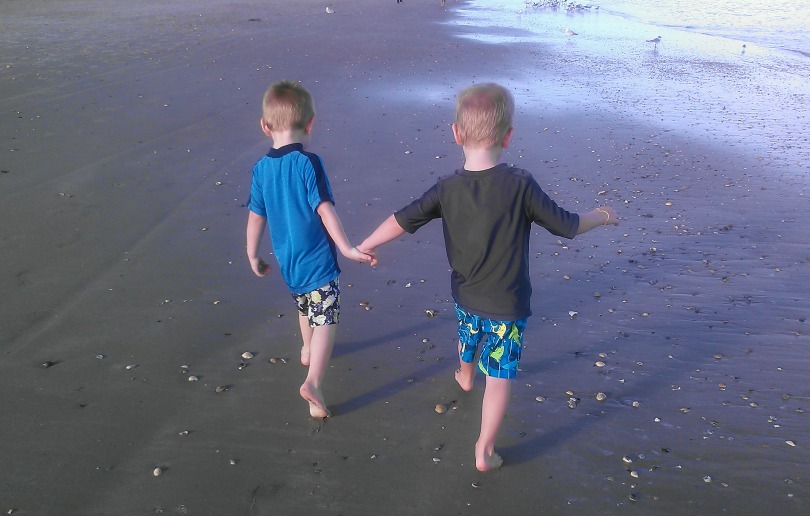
1, 0, 808, 514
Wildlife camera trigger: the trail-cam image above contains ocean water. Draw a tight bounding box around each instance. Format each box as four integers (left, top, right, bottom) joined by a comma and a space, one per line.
446, 0, 810, 172
597, 0, 810, 57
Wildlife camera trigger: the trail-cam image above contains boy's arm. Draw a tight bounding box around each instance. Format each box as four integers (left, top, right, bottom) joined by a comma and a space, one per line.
357, 214, 407, 263
246, 211, 270, 277
316, 201, 373, 264
576, 206, 619, 234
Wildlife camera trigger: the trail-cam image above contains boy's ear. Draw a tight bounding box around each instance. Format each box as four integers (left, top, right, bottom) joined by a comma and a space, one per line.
501, 127, 514, 149
304, 116, 316, 135
452, 123, 463, 145
260, 118, 273, 137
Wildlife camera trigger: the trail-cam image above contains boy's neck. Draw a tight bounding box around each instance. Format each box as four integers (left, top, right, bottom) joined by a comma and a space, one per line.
462, 146, 504, 172
271, 129, 310, 149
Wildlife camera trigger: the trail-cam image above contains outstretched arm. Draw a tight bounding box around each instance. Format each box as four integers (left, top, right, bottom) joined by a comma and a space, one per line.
317, 201, 373, 264
246, 211, 270, 277
576, 206, 619, 234
357, 214, 407, 265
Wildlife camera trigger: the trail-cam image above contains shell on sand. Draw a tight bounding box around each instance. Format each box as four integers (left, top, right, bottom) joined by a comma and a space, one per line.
435, 403, 448, 414
241, 351, 254, 360
152, 467, 162, 477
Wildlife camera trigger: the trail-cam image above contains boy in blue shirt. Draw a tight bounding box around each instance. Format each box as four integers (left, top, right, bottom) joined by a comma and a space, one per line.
246, 80, 371, 419
359, 83, 619, 470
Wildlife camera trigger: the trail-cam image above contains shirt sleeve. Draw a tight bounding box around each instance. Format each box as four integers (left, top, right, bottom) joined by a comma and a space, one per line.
247, 165, 267, 217
525, 177, 579, 238
394, 183, 442, 234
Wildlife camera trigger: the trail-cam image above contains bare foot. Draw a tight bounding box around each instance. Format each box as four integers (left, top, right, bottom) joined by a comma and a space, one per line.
455, 367, 474, 392
300, 381, 330, 419
300, 346, 310, 367
475, 451, 504, 472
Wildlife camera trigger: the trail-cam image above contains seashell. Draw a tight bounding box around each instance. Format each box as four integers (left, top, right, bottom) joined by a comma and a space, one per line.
786, 440, 796, 447
535, 396, 545, 403
632, 401, 640, 408
188, 375, 199, 382
424, 309, 438, 317
569, 311, 578, 318
268, 357, 278, 363
435, 404, 448, 414
471, 482, 481, 488
593, 291, 601, 298
622, 455, 633, 463
153, 467, 162, 477
598, 352, 607, 358
41, 360, 56, 368
178, 430, 189, 436
125, 363, 138, 370
241, 352, 254, 360
595, 361, 605, 367
596, 392, 607, 402
628, 493, 639, 502
703, 476, 712, 483
215, 385, 228, 393
238, 362, 247, 370
432, 457, 441, 463
566, 390, 574, 396
567, 397, 579, 409
95, 354, 105, 360
630, 470, 639, 478
229, 459, 238, 465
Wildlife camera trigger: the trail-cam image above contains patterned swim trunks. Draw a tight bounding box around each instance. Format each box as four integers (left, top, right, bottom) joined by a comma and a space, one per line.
292, 278, 340, 327
455, 303, 527, 379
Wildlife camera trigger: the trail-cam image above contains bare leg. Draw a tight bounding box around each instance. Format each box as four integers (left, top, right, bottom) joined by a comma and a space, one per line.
455, 341, 475, 392
475, 376, 510, 471
299, 323, 336, 418
298, 314, 312, 366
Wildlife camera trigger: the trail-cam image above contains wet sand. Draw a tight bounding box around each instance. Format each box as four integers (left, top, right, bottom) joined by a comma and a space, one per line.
1, 0, 808, 514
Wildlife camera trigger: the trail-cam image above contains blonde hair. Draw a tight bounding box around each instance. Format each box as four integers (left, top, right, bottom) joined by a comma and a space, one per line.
262, 80, 315, 131
454, 83, 514, 148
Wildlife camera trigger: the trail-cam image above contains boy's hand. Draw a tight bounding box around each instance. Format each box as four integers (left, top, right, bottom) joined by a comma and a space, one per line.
250, 257, 270, 277
596, 206, 620, 226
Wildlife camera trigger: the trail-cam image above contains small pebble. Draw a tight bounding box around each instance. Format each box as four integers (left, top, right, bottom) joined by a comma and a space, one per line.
153, 467, 162, 477
188, 375, 199, 382
215, 385, 228, 393
241, 352, 254, 360
95, 354, 105, 360
786, 440, 796, 447
703, 476, 712, 483
535, 396, 545, 403
178, 430, 189, 436
432, 457, 441, 463
229, 459, 237, 465
630, 470, 639, 478
435, 404, 448, 414
595, 361, 606, 367
125, 363, 138, 370
632, 401, 640, 408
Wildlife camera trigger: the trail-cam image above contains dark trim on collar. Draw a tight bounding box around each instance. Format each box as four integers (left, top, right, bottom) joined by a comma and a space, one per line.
267, 142, 304, 158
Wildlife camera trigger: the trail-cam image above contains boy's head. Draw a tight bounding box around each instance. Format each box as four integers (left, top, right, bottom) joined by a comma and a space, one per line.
261, 80, 315, 132
454, 83, 514, 149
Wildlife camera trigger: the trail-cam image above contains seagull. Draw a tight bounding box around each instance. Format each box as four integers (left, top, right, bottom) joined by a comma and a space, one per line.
646, 35, 662, 48
326, 6, 334, 13
565, 28, 578, 37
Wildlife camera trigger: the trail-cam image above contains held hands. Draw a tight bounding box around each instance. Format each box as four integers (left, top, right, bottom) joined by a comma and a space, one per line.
355, 244, 378, 267
346, 246, 376, 266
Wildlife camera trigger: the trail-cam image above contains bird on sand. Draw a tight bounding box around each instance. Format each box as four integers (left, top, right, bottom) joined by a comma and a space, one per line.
565, 28, 578, 37
646, 35, 662, 48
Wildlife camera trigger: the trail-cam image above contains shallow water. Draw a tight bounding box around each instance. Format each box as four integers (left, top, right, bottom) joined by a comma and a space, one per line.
447, 1, 810, 175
